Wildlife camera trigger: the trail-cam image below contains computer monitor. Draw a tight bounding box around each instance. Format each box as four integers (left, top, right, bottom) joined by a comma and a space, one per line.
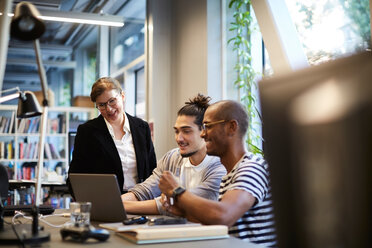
260, 51, 372, 248
68, 132, 77, 164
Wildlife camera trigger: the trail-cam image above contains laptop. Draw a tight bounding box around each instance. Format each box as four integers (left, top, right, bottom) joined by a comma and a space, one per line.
69, 173, 128, 222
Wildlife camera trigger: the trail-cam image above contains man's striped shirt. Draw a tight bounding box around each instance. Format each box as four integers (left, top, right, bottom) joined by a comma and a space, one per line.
219, 152, 277, 247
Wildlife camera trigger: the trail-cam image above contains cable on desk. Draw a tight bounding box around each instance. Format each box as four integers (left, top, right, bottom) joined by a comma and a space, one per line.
11, 211, 68, 228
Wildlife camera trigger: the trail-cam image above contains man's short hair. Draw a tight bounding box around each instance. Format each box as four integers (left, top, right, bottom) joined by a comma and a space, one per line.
212, 100, 248, 137
178, 94, 211, 129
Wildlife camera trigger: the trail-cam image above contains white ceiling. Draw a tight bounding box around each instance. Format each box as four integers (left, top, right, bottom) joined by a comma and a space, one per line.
4, 0, 145, 91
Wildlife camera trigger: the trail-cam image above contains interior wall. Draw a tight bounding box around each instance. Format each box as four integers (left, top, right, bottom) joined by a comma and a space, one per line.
148, 0, 223, 157
172, 0, 208, 109
147, 0, 174, 158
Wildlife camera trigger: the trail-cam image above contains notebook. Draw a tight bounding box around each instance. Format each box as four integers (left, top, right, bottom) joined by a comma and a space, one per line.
68, 173, 128, 222
115, 225, 229, 244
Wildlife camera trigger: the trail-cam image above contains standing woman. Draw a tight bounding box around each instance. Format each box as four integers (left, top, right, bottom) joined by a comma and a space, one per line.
67, 77, 156, 196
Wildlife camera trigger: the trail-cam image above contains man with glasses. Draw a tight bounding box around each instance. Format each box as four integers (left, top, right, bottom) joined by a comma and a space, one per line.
159, 100, 277, 247
67, 77, 156, 196
121, 94, 226, 214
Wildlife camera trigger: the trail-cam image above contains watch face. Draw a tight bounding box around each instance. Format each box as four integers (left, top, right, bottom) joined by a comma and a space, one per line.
174, 187, 184, 194
173, 186, 186, 200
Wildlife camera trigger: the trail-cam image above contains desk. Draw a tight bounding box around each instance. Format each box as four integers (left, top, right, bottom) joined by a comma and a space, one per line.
3, 209, 263, 248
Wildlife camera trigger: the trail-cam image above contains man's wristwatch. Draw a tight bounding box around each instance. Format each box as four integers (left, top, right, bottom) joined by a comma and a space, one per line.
172, 186, 186, 201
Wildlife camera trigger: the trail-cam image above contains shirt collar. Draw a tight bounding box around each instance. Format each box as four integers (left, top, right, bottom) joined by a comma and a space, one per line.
123, 112, 131, 133
104, 112, 131, 139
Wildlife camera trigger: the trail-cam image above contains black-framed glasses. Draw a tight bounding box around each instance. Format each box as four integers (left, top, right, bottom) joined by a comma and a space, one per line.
202, 120, 227, 130
95, 93, 120, 110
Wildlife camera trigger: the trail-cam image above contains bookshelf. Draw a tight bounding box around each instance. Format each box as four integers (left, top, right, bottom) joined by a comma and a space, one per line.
0, 105, 97, 207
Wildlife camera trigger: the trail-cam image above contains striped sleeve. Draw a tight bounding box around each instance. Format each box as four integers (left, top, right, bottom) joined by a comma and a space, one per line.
227, 159, 269, 204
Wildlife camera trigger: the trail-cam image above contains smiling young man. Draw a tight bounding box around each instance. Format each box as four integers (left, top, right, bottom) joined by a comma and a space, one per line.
121, 94, 226, 214
159, 100, 277, 247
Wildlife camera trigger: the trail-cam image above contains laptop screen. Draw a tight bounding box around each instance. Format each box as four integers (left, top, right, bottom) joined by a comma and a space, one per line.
69, 173, 127, 222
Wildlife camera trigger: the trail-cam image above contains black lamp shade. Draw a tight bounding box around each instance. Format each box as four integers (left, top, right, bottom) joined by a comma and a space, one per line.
11, 1, 45, 41
17, 91, 42, 118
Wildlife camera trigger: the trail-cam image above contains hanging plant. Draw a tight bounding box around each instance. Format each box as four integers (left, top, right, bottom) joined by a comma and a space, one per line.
228, 0, 263, 154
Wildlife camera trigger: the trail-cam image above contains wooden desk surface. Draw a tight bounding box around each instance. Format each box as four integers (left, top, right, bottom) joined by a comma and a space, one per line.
3, 209, 263, 248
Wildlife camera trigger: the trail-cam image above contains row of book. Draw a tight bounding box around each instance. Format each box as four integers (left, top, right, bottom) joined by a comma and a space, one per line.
0, 141, 63, 160
17, 117, 40, 133
0, 141, 14, 159
5, 185, 72, 208
46, 194, 72, 209
19, 162, 37, 180
6, 187, 36, 205
0, 112, 15, 133
17, 115, 67, 134
18, 142, 62, 160
5, 161, 65, 180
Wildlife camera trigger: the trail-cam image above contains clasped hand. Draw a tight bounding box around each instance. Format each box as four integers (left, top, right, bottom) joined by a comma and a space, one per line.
159, 171, 184, 216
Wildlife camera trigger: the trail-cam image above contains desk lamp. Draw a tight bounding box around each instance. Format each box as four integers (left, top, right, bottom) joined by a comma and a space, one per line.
0, 1, 51, 245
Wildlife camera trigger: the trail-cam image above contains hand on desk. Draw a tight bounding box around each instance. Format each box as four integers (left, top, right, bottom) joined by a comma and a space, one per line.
160, 193, 185, 217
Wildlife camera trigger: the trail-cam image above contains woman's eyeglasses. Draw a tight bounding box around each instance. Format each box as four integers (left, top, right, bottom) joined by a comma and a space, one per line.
95, 93, 120, 110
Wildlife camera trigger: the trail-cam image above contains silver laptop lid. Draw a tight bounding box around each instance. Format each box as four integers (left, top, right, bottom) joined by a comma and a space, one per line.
69, 173, 127, 222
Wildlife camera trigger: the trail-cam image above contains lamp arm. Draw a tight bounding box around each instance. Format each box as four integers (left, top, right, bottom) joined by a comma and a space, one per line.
33, 39, 48, 107
0, 87, 20, 94
33, 39, 49, 207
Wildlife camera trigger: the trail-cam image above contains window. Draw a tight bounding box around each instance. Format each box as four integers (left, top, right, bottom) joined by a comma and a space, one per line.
285, 0, 371, 65
109, 0, 146, 75
224, 2, 267, 152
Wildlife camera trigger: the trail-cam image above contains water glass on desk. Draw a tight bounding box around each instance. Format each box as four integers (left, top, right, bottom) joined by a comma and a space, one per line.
69, 202, 92, 227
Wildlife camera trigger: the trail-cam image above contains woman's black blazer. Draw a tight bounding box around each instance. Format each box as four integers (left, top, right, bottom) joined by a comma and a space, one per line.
67, 113, 156, 196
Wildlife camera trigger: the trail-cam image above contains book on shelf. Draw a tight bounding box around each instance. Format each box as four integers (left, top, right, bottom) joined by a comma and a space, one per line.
24, 142, 32, 159
48, 118, 59, 134
49, 143, 61, 159
21, 162, 36, 180
57, 114, 66, 133
33, 142, 39, 159
17, 119, 26, 133
8, 112, 15, 133
0, 116, 7, 133
114, 224, 229, 244
23, 119, 30, 133
27, 117, 40, 133
0, 141, 14, 159
6, 142, 13, 159
19, 142, 24, 159
44, 143, 52, 159
3, 115, 10, 133
29, 142, 36, 159
0, 142, 4, 159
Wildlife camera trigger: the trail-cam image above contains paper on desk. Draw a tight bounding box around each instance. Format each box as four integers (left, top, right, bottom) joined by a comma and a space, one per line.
116, 225, 229, 244
99, 222, 201, 232
99, 222, 146, 232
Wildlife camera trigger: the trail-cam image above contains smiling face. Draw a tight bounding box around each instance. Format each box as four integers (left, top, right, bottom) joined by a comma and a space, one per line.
174, 115, 205, 158
95, 89, 125, 124
201, 105, 228, 157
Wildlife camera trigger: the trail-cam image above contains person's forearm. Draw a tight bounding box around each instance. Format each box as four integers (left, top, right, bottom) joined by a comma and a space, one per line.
123, 200, 159, 215
121, 192, 138, 201
175, 191, 229, 225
